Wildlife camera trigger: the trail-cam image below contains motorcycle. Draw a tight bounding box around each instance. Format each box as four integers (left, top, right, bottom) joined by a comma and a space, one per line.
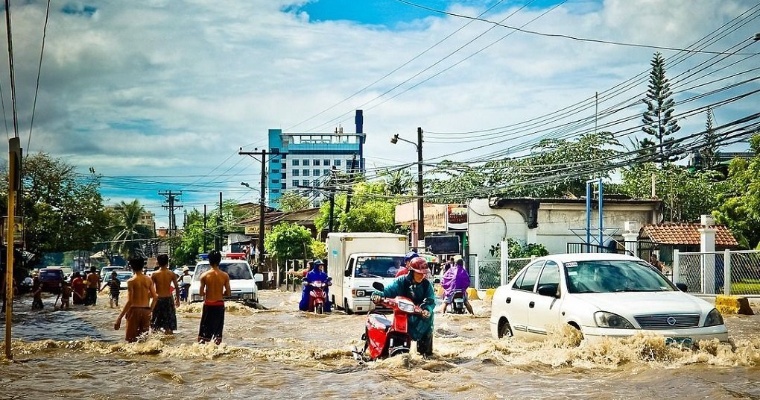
352, 282, 423, 362
308, 280, 328, 314
449, 289, 465, 314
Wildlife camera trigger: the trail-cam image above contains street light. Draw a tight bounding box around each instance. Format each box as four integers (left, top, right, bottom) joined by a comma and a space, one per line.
241, 181, 265, 263
391, 127, 424, 248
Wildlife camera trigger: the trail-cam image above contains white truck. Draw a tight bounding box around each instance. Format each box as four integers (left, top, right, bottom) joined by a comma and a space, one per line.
326, 232, 408, 314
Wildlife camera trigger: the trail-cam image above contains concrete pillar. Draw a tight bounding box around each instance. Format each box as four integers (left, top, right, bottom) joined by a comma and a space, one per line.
500, 240, 509, 286
699, 215, 716, 294
622, 232, 639, 256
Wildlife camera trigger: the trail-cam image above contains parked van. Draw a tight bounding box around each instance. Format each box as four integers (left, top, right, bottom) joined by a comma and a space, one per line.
189, 259, 263, 303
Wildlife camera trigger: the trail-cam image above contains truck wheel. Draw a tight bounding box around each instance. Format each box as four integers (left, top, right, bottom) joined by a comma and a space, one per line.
344, 299, 353, 315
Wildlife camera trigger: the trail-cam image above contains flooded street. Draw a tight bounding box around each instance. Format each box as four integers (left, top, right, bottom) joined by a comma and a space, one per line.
1, 290, 759, 399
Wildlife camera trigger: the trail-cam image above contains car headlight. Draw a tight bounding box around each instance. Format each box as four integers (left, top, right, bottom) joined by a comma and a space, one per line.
704, 308, 724, 327
594, 311, 635, 329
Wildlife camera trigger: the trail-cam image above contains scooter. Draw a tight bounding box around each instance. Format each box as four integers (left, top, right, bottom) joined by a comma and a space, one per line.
450, 289, 465, 314
309, 280, 328, 314
352, 282, 423, 362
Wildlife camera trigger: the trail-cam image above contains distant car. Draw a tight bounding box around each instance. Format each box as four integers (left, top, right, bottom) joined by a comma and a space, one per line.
189, 259, 263, 303
38, 267, 65, 294
113, 271, 133, 290
490, 253, 728, 345
100, 266, 125, 281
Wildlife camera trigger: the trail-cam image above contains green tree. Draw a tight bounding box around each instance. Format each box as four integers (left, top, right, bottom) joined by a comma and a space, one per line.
315, 181, 401, 233
379, 168, 414, 195
619, 162, 723, 223
278, 191, 311, 212
712, 135, 760, 248
642, 52, 681, 165
109, 200, 148, 256
172, 209, 207, 265
264, 222, 313, 260
0, 153, 110, 264
699, 108, 720, 170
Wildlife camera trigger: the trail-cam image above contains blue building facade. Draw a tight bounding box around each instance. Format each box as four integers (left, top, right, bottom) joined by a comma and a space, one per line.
267, 110, 365, 208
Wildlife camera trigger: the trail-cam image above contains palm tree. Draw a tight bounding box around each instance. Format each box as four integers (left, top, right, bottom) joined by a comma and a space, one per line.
110, 200, 145, 257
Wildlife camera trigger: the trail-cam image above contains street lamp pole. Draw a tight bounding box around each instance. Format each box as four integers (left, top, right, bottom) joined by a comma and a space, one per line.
391, 127, 424, 248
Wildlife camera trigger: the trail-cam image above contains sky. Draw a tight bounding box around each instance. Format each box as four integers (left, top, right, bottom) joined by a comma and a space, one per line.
0, 0, 758, 228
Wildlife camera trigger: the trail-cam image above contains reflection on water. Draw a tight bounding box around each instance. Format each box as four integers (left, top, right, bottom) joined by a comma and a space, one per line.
0, 291, 759, 399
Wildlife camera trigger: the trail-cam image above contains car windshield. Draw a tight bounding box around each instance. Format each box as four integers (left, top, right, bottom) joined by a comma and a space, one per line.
193, 261, 252, 281
565, 259, 676, 294
115, 272, 133, 281
39, 270, 63, 280
354, 256, 405, 278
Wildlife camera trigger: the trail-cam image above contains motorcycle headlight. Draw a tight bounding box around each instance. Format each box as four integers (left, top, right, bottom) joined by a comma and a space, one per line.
397, 299, 416, 313
704, 308, 724, 327
594, 311, 635, 329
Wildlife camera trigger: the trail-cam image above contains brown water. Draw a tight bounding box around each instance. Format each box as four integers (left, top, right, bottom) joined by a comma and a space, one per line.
1, 291, 759, 399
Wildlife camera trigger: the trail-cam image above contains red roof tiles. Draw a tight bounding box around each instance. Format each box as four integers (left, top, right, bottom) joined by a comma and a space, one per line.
642, 223, 739, 247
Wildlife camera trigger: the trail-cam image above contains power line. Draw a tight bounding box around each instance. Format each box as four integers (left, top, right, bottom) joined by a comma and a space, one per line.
26, 0, 52, 154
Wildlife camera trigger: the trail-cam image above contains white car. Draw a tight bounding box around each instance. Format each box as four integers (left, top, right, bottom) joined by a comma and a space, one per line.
114, 271, 133, 290
490, 253, 728, 345
189, 260, 263, 303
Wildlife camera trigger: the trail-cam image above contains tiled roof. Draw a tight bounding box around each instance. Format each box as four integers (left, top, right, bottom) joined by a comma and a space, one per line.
642, 223, 739, 247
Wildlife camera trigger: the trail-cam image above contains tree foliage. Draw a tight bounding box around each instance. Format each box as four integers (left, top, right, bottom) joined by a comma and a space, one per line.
642, 52, 681, 164
264, 222, 313, 260
278, 191, 312, 212
315, 181, 402, 233
171, 209, 208, 265
712, 135, 760, 248
109, 199, 149, 256
0, 153, 110, 264
699, 108, 720, 171
619, 162, 723, 223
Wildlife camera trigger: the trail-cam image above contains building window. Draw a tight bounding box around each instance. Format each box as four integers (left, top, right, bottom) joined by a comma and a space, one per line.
303, 180, 310, 187
281, 172, 287, 179
313, 169, 320, 177
302, 159, 310, 166
281, 183, 287, 189
292, 180, 299, 187
272, 179, 280, 184
293, 169, 299, 177
303, 169, 310, 176
272, 169, 280, 174
323, 159, 330, 166
271, 189, 280, 194
323, 169, 330, 176
292, 159, 299, 166
334, 159, 342, 166
314, 159, 320, 166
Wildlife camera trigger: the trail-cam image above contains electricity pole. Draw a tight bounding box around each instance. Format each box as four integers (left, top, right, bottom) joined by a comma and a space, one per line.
239, 148, 267, 263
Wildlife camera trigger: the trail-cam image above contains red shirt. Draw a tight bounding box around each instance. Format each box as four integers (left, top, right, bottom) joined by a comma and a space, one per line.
71, 277, 86, 297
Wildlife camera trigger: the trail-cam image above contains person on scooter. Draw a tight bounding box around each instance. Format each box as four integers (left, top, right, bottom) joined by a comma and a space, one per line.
440, 257, 474, 314
299, 260, 330, 312
371, 257, 436, 357
178, 267, 193, 302
392, 251, 419, 278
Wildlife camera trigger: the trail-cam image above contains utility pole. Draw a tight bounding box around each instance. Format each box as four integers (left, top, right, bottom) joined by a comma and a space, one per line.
239, 148, 267, 264
416, 127, 425, 246
217, 192, 223, 251
203, 205, 207, 253
159, 191, 183, 236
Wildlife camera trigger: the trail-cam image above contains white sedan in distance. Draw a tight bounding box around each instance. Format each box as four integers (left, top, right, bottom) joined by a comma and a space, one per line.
490, 253, 728, 346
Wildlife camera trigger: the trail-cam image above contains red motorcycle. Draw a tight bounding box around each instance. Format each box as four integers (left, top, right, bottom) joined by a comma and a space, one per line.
309, 280, 328, 314
352, 283, 423, 362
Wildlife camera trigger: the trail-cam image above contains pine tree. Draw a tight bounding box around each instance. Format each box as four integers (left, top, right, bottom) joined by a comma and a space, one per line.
699, 107, 719, 170
642, 52, 681, 165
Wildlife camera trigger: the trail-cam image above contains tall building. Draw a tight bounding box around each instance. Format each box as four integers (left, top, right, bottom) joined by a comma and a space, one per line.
268, 110, 365, 208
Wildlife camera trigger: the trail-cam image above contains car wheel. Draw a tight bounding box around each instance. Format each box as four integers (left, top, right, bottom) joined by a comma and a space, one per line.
498, 318, 513, 338
344, 298, 353, 315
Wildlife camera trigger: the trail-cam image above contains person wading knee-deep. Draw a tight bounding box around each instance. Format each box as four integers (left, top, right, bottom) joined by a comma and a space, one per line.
114, 257, 157, 343
197, 250, 231, 345
150, 254, 180, 334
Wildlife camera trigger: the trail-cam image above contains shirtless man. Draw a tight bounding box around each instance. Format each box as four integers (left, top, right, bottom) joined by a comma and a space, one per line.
150, 254, 180, 334
114, 257, 157, 343
197, 250, 231, 345
85, 266, 100, 306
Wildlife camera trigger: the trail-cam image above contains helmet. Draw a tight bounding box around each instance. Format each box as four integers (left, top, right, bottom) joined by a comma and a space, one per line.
407, 257, 429, 274
313, 259, 323, 266
404, 251, 419, 263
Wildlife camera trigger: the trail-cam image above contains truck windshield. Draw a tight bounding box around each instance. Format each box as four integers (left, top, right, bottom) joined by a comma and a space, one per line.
355, 256, 405, 278
193, 262, 253, 281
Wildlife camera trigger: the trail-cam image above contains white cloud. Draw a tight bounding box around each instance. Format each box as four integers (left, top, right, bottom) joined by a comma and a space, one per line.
0, 0, 756, 227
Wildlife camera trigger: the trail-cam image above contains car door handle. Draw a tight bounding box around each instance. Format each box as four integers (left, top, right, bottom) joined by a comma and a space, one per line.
505, 297, 511, 304
529, 301, 535, 308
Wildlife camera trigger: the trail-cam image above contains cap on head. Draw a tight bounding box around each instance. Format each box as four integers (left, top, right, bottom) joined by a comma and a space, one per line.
408, 257, 429, 274
183, 266, 189, 272
404, 251, 419, 263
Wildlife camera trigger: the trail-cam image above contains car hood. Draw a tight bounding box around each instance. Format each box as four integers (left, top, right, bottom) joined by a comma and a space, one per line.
573, 291, 714, 314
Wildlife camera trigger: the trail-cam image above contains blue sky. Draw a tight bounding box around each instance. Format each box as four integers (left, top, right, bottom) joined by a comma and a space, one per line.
0, 0, 758, 229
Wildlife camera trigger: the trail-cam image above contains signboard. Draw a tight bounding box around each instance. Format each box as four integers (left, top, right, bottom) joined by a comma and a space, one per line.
425, 235, 460, 255
447, 204, 468, 230
2, 216, 23, 246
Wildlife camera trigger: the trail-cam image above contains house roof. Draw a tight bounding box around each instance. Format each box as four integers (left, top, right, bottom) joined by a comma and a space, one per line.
641, 223, 739, 247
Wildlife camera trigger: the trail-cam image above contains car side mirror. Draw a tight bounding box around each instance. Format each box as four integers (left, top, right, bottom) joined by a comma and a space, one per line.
344, 269, 351, 278
372, 282, 384, 291
675, 282, 687, 292
253, 273, 264, 283
537, 284, 559, 298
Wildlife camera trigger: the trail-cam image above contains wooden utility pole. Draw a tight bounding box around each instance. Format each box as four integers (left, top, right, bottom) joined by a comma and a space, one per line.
239, 148, 267, 263
5, 138, 20, 359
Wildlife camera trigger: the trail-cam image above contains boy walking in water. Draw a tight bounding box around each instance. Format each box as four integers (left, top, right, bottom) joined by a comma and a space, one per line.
100, 271, 121, 308
114, 257, 157, 343
197, 250, 231, 345
150, 254, 180, 334
85, 266, 100, 306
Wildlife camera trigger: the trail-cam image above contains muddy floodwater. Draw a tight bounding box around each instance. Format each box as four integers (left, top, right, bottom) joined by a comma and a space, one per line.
1, 290, 759, 399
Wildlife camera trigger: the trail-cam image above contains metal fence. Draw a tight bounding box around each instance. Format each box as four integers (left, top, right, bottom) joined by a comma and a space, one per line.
674, 249, 760, 296
473, 256, 534, 290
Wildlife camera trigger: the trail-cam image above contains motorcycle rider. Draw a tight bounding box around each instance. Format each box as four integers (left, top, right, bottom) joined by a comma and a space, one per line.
440, 257, 474, 314
392, 251, 419, 277
299, 260, 330, 312
371, 257, 436, 357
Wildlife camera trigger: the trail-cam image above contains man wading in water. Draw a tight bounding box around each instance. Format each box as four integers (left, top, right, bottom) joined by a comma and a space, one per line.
197, 250, 231, 345
114, 257, 157, 343
150, 254, 180, 334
